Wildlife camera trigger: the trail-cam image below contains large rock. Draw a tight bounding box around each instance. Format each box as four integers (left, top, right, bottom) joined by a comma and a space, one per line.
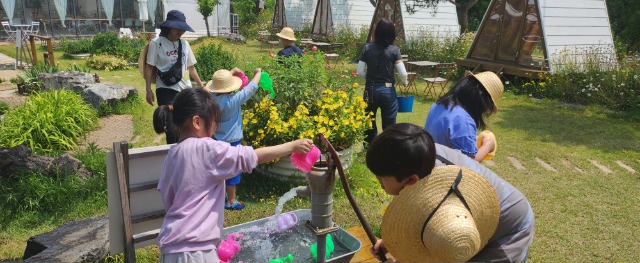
23, 214, 109, 262
227, 33, 247, 43
0, 145, 90, 178
39, 72, 96, 93
82, 83, 137, 109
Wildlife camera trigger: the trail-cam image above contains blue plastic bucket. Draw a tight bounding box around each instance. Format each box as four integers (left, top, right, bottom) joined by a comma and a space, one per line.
397, 95, 415, 112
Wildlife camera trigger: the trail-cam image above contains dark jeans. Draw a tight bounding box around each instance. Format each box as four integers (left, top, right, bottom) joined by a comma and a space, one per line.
156, 88, 180, 144
364, 82, 398, 144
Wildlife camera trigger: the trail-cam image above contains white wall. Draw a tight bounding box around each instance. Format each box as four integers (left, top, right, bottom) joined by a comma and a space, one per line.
284, 0, 460, 39
539, 0, 616, 71
161, 0, 230, 38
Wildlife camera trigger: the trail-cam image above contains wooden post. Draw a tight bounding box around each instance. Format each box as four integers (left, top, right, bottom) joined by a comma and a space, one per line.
114, 141, 136, 263
46, 38, 54, 65
29, 35, 38, 65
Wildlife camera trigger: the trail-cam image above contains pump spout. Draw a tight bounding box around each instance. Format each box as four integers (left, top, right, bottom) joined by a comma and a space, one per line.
294, 185, 311, 198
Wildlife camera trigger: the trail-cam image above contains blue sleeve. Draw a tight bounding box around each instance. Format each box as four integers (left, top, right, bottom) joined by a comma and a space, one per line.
226, 82, 259, 109
394, 47, 402, 61
449, 114, 479, 157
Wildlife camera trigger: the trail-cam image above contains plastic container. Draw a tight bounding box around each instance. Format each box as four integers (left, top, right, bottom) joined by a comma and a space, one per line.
236, 71, 249, 89
290, 145, 321, 173
259, 71, 276, 98
476, 130, 497, 160
397, 95, 415, 112
275, 212, 299, 232
217, 233, 244, 263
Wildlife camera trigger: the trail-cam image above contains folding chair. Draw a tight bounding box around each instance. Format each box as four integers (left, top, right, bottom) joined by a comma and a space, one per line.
29, 21, 40, 36
324, 53, 340, 69
2, 21, 16, 42
424, 63, 456, 98
401, 55, 419, 96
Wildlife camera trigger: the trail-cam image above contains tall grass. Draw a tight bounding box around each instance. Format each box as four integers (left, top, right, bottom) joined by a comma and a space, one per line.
0, 90, 98, 155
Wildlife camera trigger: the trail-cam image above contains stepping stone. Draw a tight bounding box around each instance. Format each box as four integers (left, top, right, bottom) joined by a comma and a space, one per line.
483, 160, 496, 167
615, 160, 636, 173
153, 134, 164, 144
562, 159, 584, 174
590, 160, 613, 174
507, 156, 526, 170
535, 158, 557, 172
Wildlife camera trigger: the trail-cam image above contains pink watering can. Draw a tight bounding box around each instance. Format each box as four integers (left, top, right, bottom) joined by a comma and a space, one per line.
275, 212, 299, 232
290, 146, 321, 173
218, 233, 243, 263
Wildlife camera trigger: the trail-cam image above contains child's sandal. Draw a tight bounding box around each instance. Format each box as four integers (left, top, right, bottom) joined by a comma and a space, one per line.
224, 200, 245, 210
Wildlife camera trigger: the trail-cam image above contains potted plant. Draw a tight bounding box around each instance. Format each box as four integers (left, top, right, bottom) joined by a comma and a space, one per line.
60, 38, 93, 58
242, 54, 370, 177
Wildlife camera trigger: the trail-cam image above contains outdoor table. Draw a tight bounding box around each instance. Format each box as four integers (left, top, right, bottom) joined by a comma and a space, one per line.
405, 61, 440, 96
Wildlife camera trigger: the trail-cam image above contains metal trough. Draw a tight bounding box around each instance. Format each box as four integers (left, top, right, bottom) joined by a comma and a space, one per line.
222, 209, 362, 263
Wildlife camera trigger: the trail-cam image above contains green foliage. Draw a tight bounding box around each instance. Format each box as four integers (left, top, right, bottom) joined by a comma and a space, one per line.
66, 64, 92, 73
259, 53, 327, 116
194, 43, 237, 82
607, 0, 640, 52
90, 33, 145, 62
91, 33, 120, 54
86, 54, 131, 71
506, 52, 640, 110
12, 63, 59, 94
400, 31, 472, 63
232, 0, 275, 39
0, 169, 107, 221
97, 93, 140, 117
0, 101, 8, 115
115, 37, 147, 63
60, 37, 93, 55
331, 25, 368, 61
0, 90, 98, 154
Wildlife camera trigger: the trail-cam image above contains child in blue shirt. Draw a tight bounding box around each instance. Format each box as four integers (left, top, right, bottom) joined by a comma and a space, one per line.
424, 71, 503, 162
205, 67, 261, 210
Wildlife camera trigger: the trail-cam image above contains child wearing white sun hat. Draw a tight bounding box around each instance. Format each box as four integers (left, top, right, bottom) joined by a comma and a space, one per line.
207, 67, 263, 211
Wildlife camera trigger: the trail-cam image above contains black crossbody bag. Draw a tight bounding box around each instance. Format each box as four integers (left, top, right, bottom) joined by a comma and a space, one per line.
157, 39, 183, 86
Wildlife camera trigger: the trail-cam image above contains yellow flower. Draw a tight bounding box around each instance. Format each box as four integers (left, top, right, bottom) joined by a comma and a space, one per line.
352, 83, 359, 89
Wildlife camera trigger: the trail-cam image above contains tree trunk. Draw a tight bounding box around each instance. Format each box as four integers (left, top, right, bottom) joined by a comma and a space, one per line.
456, 0, 477, 34
369, 0, 376, 7
204, 15, 211, 37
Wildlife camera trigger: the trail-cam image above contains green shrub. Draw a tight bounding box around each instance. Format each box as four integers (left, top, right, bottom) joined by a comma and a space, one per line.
259, 52, 327, 116
505, 50, 640, 110
86, 54, 130, 71
232, 0, 275, 39
0, 89, 98, 155
331, 25, 368, 61
194, 43, 237, 82
0, 101, 8, 115
115, 37, 147, 62
60, 37, 93, 55
91, 33, 120, 55
66, 64, 92, 73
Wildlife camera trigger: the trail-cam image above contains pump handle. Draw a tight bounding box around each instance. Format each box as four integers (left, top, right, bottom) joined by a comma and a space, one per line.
317, 134, 388, 262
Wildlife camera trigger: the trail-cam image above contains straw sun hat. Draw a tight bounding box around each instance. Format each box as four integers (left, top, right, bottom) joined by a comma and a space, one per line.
466, 71, 504, 105
276, 27, 297, 41
381, 165, 500, 262
205, 69, 243, 93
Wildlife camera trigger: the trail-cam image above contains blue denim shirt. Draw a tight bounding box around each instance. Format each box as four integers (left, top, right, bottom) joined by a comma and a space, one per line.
212, 82, 259, 142
425, 103, 478, 157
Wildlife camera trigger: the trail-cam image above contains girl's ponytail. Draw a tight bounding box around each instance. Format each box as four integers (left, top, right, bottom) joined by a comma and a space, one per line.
153, 104, 173, 134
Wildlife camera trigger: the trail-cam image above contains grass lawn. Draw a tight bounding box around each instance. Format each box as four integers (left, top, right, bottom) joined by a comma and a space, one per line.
1, 38, 640, 262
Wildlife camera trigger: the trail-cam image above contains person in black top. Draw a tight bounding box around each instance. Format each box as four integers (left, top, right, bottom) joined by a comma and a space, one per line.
276, 27, 304, 58
357, 18, 409, 145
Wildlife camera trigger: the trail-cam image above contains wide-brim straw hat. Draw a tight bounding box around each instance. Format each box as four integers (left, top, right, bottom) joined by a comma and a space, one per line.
276, 27, 297, 41
205, 69, 243, 93
381, 165, 500, 262
466, 71, 504, 105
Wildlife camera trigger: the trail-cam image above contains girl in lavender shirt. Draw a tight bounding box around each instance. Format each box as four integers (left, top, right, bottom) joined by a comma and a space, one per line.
152, 87, 314, 262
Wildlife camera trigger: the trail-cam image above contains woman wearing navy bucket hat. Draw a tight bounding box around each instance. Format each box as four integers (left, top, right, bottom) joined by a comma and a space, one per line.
144, 10, 204, 144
